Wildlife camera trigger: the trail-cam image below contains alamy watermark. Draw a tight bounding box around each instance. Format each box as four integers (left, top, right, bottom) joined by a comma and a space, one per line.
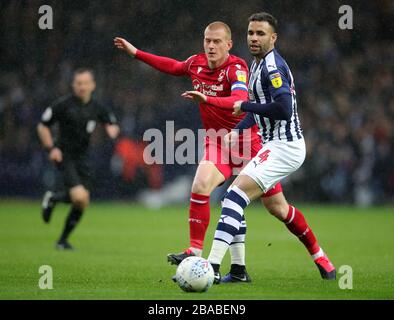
38, 5, 53, 30
338, 265, 353, 289
38, 265, 53, 289
143, 121, 253, 168
338, 5, 353, 30
37, 4, 354, 33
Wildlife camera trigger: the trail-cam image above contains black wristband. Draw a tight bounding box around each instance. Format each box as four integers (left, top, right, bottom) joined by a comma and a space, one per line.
45, 146, 55, 152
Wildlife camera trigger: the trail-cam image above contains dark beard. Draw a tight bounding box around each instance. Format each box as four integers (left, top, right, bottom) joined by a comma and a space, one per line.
250, 50, 265, 60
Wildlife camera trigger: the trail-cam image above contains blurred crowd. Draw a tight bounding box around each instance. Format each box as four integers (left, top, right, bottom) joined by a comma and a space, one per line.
0, 0, 393, 204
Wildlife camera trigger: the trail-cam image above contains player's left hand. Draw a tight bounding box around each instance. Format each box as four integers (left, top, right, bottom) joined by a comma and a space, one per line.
181, 91, 207, 103
105, 124, 120, 140
232, 101, 244, 116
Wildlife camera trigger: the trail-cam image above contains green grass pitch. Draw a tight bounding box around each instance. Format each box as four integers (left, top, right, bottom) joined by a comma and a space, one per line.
0, 200, 393, 299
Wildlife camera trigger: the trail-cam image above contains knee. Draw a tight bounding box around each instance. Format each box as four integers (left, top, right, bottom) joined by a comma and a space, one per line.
191, 177, 212, 195
265, 201, 289, 221
71, 190, 89, 209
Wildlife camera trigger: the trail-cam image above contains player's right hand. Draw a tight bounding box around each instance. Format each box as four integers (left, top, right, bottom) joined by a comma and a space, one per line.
224, 131, 239, 148
49, 147, 63, 163
232, 100, 244, 116
114, 37, 137, 57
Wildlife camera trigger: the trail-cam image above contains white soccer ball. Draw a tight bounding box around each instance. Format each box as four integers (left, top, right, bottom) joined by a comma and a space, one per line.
175, 256, 214, 292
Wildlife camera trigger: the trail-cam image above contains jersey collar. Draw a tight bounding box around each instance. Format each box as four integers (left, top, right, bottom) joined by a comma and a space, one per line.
206, 53, 230, 70
254, 48, 275, 66
263, 48, 275, 60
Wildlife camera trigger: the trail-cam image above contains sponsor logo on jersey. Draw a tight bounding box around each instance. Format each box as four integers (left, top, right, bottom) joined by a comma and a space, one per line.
202, 83, 224, 96
236, 70, 247, 83
269, 72, 282, 88
193, 79, 223, 96
210, 84, 223, 91
193, 79, 202, 90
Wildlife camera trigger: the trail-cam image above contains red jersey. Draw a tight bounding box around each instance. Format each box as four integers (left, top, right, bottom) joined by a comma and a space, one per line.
183, 53, 249, 131
135, 50, 260, 146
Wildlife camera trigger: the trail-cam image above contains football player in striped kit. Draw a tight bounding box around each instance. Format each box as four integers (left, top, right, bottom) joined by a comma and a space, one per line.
208, 12, 336, 283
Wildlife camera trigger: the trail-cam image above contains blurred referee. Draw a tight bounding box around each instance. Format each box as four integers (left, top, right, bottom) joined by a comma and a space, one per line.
37, 68, 119, 250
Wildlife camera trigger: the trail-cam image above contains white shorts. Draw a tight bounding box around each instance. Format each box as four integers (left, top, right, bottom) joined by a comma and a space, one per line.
240, 138, 306, 193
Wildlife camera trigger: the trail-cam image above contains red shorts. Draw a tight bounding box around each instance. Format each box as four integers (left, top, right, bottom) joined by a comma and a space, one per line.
202, 137, 282, 197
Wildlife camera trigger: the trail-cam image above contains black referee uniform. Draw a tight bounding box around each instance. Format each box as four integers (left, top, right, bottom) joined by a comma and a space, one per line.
41, 94, 118, 190
40, 93, 118, 249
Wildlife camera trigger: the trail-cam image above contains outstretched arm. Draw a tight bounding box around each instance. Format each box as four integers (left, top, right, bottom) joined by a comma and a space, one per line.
206, 89, 248, 110
233, 66, 294, 121
114, 37, 187, 76
185, 63, 249, 109
181, 89, 248, 110
181, 66, 249, 109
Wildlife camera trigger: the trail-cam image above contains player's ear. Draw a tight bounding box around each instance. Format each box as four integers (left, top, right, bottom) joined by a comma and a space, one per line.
271, 32, 277, 45
227, 39, 233, 51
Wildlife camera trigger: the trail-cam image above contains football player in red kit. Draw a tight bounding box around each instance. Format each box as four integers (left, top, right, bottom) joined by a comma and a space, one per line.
114, 21, 323, 282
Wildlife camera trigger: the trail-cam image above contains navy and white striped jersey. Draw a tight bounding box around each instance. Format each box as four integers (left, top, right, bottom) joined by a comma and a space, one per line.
248, 48, 303, 143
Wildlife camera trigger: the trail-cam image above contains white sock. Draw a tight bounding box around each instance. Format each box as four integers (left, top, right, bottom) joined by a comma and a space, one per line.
311, 247, 324, 260
208, 240, 229, 265
229, 242, 245, 266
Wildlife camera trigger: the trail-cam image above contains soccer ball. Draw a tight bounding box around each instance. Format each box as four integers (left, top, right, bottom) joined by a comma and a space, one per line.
175, 256, 214, 292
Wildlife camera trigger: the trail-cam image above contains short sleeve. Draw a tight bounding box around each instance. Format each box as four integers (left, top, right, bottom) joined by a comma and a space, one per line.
40, 99, 63, 127
97, 104, 118, 125
227, 63, 249, 93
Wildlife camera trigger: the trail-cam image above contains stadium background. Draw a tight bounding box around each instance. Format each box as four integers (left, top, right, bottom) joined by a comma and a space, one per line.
0, 0, 393, 205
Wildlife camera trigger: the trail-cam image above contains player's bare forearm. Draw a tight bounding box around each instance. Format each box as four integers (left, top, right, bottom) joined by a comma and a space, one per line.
181, 91, 207, 103
37, 123, 63, 162
37, 123, 54, 150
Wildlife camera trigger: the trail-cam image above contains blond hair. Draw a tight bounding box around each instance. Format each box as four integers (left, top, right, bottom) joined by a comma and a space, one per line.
205, 21, 232, 40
